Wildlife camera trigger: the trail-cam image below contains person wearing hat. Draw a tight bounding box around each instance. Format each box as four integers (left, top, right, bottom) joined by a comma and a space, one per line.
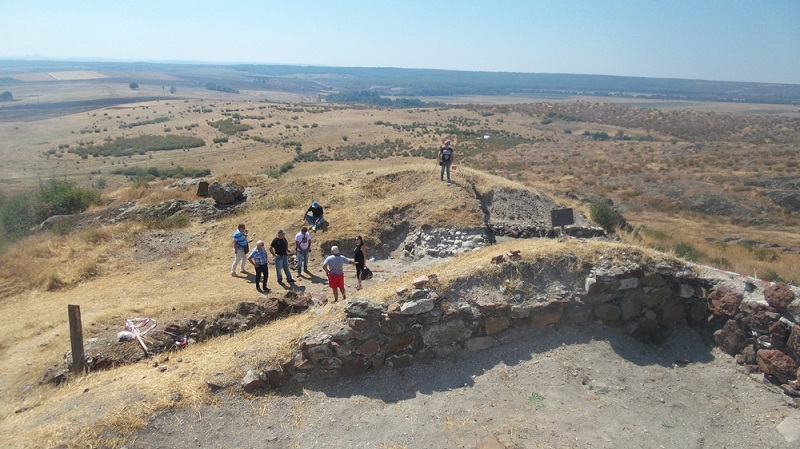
269, 229, 295, 284
437, 139, 455, 185
322, 245, 355, 302
247, 240, 270, 293
294, 226, 312, 278
303, 201, 326, 231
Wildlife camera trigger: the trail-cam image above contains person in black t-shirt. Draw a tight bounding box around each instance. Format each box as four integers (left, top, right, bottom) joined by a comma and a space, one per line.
303, 201, 326, 231
269, 229, 295, 284
438, 139, 455, 184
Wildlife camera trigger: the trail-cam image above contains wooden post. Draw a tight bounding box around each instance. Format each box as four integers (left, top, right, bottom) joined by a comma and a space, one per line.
68, 304, 86, 375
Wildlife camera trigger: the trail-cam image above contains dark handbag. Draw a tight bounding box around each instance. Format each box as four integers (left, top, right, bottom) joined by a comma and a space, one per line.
360, 266, 373, 280
243, 243, 250, 253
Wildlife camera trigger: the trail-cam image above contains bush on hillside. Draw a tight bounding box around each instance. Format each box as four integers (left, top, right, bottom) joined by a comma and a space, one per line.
0, 180, 100, 240
589, 201, 623, 232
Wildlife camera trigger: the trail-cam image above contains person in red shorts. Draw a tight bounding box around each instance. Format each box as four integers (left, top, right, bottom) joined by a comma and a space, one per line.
322, 245, 355, 302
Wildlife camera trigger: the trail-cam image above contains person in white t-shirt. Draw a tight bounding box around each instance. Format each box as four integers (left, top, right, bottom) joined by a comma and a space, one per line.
294, 227, 312, 277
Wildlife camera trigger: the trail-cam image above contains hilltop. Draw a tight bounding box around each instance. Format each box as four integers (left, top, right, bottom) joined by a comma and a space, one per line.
2, 164, 800, 448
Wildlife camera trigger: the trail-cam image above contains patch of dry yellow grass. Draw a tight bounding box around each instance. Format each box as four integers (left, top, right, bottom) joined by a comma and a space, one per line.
625, 211, 800, 282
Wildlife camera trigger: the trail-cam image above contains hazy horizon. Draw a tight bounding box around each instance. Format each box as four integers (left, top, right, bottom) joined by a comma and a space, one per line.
2, 0, 799, 85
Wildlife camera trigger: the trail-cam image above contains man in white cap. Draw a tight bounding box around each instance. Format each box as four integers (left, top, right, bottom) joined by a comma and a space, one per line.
303, 201, 326, 231
322, 245, 355, 302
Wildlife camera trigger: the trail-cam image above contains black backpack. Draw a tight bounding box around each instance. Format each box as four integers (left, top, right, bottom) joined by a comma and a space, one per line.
360, 267, 373, 280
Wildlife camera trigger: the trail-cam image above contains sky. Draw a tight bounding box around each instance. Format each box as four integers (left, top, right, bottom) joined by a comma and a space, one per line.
2, 0, 799, 85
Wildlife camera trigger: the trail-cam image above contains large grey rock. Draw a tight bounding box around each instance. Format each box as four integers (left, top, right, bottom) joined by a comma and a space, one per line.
421, 319, 472, 346
208, 181, 244, 204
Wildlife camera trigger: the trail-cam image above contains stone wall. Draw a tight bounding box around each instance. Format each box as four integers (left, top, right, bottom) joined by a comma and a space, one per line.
245, 255, 800, 401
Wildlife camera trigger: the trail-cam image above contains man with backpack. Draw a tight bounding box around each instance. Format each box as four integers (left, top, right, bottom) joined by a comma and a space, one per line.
438, 139, 455, 185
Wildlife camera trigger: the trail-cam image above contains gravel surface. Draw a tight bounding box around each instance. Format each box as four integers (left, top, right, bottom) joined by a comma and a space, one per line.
126, 322, 800, 449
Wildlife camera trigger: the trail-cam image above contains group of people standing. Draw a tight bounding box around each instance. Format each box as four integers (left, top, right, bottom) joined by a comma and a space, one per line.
229, 139, 453, 300
230, 201, 368, 301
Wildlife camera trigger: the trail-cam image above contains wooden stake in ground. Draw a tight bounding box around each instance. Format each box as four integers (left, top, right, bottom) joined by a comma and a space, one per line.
68, 304, 86, 374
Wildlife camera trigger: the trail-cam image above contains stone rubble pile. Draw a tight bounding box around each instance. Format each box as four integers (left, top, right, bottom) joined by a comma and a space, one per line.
401, 227, 488, 259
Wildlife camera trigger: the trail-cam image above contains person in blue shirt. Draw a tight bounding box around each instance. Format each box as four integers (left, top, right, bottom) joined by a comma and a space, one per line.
230, 223, 249, 276
247, 240, 270, 293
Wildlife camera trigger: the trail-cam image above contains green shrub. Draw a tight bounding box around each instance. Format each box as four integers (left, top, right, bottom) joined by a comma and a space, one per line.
0, 195, 37, 238
672, 242, 704, 261
589, 201, 622, 232
37, 180, 100, 220
0, 180, 99, 239
762, 270, 784, 283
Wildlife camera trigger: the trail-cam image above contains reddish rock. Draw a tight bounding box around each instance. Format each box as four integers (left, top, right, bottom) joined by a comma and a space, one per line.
769, 320, 791, 349
355, 339, 381, 356
412, 275, 429, 288
714, 320, 748, 356
757, 349, 799, 384
278, 292, 310, 313
787, 325, 800, 360
738, 302, 776, 333
707, 288, 743, 318
392, 335, 415, 351
490, 254, 504, 264
263, 298, 280, 318
764, 283, 795, 312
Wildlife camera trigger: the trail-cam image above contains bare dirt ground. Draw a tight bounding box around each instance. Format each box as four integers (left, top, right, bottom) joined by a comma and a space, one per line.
127, 321, 800, 449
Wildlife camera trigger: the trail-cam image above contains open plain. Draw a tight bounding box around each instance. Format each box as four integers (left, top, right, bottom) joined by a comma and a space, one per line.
1, 63, 800, 448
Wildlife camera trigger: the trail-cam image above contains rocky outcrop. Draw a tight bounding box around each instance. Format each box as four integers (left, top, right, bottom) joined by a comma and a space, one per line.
208, 181, 245, 205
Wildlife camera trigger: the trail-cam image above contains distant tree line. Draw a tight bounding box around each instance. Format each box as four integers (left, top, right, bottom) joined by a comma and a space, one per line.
326, 91, 428, 108
206, 83, 239, 94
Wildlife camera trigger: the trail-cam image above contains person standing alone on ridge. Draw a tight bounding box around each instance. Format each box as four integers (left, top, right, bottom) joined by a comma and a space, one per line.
438, 139, 455, 185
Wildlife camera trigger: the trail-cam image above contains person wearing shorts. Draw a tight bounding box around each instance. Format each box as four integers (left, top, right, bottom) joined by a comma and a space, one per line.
322, 245, 354, 302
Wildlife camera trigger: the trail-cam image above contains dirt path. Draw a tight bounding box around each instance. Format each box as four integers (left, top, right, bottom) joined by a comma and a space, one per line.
126, 322, 800, 449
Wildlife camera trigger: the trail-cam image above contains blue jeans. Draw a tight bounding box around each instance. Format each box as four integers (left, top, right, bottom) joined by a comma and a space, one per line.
305, 214, 326, 229
440, 162, 451, 181
274, 255, 293, 282
296, 249, 309, 275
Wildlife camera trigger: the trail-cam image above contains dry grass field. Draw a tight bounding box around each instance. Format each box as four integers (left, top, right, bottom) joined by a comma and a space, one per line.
1, 73, 800, 447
